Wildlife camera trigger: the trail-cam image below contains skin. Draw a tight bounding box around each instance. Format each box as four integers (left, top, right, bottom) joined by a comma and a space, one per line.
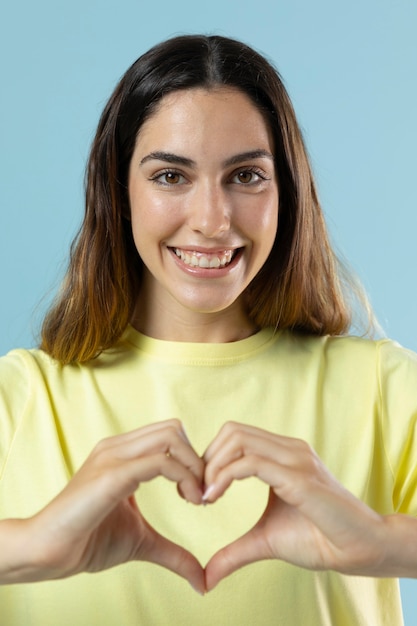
0, 420, 206, 592
2, 87, 417, 595
128, 87, 278, 343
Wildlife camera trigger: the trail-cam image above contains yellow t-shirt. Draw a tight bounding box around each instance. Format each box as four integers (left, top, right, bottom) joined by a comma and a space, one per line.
1, 326, 417, 625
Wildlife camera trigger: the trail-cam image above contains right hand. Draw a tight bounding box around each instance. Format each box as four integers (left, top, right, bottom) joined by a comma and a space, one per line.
16, 419, 205, 592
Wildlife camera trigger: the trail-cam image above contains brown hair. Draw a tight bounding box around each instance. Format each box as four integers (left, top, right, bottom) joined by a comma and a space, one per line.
41, 34, 369, 363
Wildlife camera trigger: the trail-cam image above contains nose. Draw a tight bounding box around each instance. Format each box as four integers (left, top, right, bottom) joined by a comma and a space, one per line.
187, 183, 231, 238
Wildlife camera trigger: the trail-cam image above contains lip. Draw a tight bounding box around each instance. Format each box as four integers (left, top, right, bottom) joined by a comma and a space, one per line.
168, 246, 244, 277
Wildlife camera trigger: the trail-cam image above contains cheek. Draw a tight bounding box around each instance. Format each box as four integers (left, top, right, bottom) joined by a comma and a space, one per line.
248, 202, 278, 249
130, 195, 179, 242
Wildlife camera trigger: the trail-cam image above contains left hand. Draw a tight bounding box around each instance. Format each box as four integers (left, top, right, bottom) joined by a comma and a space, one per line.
202, 422, 387, 591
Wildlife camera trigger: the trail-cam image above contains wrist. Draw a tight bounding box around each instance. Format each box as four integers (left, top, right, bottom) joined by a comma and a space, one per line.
0, 518, 43, 584
0, 515, 71, 584
377, 514, 417, 578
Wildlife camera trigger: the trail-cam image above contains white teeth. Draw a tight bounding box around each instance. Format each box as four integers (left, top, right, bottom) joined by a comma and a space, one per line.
174, 248, 234, 268
199, 256, 210, 268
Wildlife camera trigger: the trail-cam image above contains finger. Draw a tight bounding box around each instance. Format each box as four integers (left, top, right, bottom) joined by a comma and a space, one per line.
204, 424, 310, 488
134, 454, 204, 504
204, 452, 383, 564
203, 450, 321, 507
93, 420, 204, 483
203, 454, 282, 502
53, 453, 205, 535
204, 420, 294, 454
204, 422, 307, 463
96, 419, 190, 449
103, 453, 205, 505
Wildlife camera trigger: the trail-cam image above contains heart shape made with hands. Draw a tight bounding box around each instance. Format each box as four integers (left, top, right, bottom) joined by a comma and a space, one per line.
137, 465, 270, 589
128, 425, 363, 591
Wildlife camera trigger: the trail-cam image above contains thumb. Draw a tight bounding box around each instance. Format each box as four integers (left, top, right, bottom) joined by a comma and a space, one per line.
137, 514, 205, 594
204, 491, 279, 591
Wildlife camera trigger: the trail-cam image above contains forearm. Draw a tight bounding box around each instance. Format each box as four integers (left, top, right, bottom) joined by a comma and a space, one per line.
330, 512, 417, 579
0, 517, 44, 585
373, 514, 417, 578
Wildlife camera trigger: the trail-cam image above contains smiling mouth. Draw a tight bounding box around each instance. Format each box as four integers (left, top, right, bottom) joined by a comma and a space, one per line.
172, 248, 240, 269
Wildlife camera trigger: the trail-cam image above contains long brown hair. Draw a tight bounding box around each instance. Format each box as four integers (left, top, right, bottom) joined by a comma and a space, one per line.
41, 34, 370, 364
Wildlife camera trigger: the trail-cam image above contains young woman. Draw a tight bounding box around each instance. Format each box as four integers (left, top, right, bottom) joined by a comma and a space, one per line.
1, 34, 416, 625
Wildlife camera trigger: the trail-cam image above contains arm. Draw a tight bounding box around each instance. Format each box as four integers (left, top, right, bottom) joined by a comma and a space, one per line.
203, 421, 417, 590
0, 518, 40, 583
0, 419, 205, 593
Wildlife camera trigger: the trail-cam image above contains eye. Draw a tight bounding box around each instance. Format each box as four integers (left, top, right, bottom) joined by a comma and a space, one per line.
151, 170, 187, 186
230, 167, 267, 185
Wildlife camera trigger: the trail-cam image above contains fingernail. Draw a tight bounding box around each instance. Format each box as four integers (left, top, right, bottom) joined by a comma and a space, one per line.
202, 484, 215, 501
189, 583, 205, 596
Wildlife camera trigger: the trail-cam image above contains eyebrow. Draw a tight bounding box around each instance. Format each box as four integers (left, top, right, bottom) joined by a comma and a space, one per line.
139, 149, 274, 168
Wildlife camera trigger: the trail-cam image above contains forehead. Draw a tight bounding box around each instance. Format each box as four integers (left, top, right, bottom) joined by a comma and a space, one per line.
134, 87, 274, 158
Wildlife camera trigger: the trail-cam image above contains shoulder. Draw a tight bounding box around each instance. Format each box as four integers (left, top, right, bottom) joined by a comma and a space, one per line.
286, 332, 416, 364
0, 346, 62, 386
276, 331, 383, 365
0, 349, 52, 471
0, 348, 61, 423
275, 331, 417, 389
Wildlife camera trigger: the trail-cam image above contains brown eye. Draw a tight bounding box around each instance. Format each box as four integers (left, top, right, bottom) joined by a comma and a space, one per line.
231, 169, 265, 185
237, 171, 254, 184
151, 170, 187, 186
164, 172, 181, 184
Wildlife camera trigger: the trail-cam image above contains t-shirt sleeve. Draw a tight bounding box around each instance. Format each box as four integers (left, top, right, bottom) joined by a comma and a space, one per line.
0, 350, 31, 478
378, 340, 417, 515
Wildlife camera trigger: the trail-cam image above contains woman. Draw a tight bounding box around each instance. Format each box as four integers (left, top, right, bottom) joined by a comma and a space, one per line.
1, 34, 416, 625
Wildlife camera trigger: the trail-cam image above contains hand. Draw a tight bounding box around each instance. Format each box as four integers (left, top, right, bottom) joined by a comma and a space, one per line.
202, 422, 386, 591
22, 420, 205, 592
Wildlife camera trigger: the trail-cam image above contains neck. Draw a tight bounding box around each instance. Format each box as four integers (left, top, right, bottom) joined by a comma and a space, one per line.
131, 297, 258, 344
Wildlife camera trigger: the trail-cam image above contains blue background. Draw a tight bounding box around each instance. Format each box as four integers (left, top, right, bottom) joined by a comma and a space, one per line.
0, 0, 416, 620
